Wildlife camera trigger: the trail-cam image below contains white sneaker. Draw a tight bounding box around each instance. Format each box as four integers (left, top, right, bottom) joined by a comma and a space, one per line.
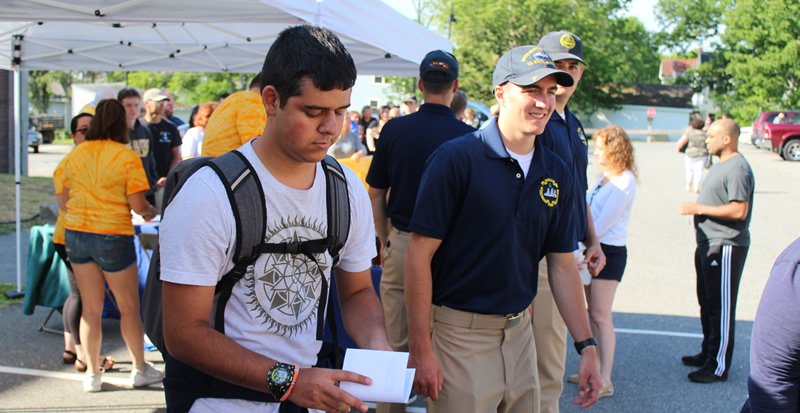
83, 373, 102, 392
131, 362, 164, 388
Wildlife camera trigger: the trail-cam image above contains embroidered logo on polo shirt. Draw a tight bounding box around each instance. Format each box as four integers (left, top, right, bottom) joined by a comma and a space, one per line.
539, 178, 559, 207
578, 127, 587, 146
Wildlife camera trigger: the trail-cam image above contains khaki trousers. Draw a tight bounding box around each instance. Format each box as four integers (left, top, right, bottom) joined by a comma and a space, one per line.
428, 306, 540, 413
532, 259, 568, 413
376, 228, 411, 413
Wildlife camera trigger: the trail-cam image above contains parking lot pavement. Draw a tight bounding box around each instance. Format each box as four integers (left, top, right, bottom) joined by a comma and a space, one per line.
1, 141, 797, 412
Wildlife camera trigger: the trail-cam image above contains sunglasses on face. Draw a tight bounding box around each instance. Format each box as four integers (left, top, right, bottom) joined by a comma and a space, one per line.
75, 128, 89, 135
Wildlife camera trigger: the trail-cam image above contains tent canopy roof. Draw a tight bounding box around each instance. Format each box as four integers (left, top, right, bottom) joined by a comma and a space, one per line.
0, 0, 451, 75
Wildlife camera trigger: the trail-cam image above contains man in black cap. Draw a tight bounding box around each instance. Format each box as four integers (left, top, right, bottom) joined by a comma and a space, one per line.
366, 49, 475, 413
532, 31, 606, 412
405, 45, 601, 412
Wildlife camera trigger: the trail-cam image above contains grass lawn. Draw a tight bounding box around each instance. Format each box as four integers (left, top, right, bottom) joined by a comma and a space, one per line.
0, 173, 55, 236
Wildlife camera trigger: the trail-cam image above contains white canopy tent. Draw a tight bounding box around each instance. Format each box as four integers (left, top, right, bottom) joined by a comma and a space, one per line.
0, 0, 452, 296
0, 0, 450, 74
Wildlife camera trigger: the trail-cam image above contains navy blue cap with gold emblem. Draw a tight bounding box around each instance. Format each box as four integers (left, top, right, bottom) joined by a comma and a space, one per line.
538, 31, 585, 64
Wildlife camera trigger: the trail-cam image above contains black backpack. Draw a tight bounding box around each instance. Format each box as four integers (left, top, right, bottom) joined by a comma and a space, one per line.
141, 150, 350, 411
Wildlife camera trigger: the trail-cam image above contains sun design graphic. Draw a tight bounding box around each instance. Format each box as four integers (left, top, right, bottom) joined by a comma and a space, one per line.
243, 216, 330, 337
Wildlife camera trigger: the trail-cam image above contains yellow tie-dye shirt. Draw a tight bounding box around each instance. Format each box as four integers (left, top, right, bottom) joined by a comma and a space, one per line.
52, 152, 72, 245
201, 90, 267, 157
63, 140, 150, 236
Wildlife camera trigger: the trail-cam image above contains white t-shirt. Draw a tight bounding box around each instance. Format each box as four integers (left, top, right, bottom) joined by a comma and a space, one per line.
181, 127, 204, 159
587, 170, 636, 246
508, 148, 534, 179
159, 140, 376, 413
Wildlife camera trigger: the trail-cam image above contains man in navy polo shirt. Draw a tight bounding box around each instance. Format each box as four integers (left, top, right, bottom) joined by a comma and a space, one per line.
405, 45, 601, 413
533, 31, 606, 413
367, 51, 475, 413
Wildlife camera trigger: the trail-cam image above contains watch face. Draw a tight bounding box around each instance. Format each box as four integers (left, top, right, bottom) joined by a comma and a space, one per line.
270, 368, 291, 385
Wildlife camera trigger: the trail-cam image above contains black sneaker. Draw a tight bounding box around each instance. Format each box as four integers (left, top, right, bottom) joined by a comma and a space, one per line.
688, 367, 727, 383
681, 353, 706, 367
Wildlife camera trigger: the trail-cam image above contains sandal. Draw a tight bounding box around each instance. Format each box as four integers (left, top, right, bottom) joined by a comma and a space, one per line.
74, 356, 116, 373
62, 350, 77, 365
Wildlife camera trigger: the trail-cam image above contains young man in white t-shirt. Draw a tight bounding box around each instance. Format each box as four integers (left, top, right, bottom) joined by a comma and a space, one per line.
160, 25, 392, 413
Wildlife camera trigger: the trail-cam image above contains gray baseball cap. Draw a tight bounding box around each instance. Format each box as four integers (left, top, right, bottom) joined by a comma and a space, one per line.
538, 31, 585, 64
492, 46, 574, 91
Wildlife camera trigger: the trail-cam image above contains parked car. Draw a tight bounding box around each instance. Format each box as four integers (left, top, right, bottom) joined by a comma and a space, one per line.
29, 113, 64, 144
763, 121, 800, 161
466, 100, 492, 128
751, 110, 800, 148
27, 128, 42, 153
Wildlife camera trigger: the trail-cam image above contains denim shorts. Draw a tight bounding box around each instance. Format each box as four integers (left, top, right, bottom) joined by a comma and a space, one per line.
64, 230, 136, 272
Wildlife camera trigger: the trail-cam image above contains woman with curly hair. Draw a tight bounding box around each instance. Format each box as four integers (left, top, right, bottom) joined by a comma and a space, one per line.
60, 99, 163, 392
567, 125, 637, 399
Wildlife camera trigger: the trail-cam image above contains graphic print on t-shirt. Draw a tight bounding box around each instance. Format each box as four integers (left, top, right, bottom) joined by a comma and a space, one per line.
244, 216, 331, 337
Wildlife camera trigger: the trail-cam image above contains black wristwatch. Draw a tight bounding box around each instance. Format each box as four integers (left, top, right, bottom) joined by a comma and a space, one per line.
574, 337, 598, 355
266, 362, 299, 401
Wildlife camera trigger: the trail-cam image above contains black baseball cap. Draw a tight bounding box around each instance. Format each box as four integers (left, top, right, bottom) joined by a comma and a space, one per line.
538, 31, 585, 64
492, 45, 574, 91
419, 50, 459, 83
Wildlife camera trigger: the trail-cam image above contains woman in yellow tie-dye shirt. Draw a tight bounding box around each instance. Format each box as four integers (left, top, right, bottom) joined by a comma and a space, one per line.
60, 99, 163, 392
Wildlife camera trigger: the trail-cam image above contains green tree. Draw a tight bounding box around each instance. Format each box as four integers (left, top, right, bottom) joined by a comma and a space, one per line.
654, 0, 727, 52
430, 0, 661, 114
719, 0, 800, 121
28, 70, 72, 114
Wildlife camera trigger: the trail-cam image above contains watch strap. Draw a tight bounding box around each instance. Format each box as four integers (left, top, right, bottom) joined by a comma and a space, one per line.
574, 337, 597, 355
266, 362, 299, 401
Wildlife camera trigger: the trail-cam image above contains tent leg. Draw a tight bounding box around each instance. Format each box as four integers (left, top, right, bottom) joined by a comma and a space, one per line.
5, 66, 24, 300
37, 308, 62, 335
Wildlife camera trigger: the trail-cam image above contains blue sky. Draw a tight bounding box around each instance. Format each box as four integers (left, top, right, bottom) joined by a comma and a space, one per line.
383, 0, 661, 33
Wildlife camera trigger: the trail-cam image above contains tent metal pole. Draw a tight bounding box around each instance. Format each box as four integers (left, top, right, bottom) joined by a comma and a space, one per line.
5, 66, 24, 299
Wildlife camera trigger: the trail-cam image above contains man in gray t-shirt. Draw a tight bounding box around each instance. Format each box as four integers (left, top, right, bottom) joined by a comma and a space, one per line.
679, 118, 754, 384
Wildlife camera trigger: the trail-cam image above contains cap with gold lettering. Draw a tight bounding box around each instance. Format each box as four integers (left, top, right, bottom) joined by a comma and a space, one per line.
492, 45, 573, 91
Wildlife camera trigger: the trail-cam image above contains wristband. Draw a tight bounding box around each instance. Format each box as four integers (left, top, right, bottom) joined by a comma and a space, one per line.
574, 337, 597, 355
266, 362, 299, 402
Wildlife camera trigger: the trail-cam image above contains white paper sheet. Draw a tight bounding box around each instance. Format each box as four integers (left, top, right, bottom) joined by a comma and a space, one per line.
339, 349, 415, 403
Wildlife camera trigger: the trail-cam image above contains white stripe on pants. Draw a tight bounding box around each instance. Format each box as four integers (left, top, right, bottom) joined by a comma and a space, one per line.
715, 245, 732, 376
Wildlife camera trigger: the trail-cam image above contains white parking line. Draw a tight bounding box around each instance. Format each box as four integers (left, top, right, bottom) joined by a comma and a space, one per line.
615, 327, 703, 338
0, 365, 162, 388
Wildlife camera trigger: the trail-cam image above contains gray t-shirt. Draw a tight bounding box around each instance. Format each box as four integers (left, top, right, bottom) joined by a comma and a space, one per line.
694, 154, 754, 246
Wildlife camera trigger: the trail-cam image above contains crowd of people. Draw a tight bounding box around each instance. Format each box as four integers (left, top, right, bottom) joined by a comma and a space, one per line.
47, 22, 790, 413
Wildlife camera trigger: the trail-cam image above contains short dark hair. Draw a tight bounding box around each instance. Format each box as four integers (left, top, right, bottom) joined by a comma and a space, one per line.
450, 91, 468, 117
117, 87, 140, 102
422, 75, 455, 95
249, 72, 262, 90
260, 25, 356, 108
690, 118, 705, 130
70, 113, 93, 134
86, 99, 129, 144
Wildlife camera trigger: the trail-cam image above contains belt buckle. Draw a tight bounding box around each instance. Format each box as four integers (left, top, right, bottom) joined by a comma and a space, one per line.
505, 312, 523, 328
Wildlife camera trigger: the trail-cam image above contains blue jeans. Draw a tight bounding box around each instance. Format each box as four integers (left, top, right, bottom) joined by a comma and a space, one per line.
65, 230, 136, 272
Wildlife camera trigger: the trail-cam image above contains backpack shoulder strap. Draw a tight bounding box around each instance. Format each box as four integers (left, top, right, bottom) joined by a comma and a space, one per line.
205, 151, 266, 335
321, 155, 350, 267
207, 151, 267, 267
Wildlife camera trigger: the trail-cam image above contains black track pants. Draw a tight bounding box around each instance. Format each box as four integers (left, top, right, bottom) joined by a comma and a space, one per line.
694, 243, 749, 376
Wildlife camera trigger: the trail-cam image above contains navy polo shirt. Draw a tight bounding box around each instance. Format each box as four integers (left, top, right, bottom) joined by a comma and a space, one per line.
366, 103, 475, 231
409, 118, 578, 314
538, 106, 589, 242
